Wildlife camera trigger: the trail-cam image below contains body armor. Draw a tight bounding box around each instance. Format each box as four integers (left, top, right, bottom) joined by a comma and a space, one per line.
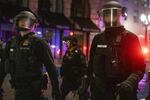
6, 34, 43, 88
60, 47, 87, 100
93, 31, 129, 79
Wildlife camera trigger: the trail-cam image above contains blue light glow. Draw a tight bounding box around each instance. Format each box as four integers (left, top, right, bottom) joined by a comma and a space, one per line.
37, 31, 42, 35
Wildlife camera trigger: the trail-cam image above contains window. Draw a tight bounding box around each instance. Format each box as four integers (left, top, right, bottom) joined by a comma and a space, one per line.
38, 0, 51, 12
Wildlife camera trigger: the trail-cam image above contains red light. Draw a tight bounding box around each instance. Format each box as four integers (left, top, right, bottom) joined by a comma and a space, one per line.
83, 46, 87, 50
69, 32, 74, 36
142, 46, 149, 55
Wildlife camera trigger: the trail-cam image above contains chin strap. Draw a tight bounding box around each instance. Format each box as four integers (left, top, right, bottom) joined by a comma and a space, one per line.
17, 27, 30, 32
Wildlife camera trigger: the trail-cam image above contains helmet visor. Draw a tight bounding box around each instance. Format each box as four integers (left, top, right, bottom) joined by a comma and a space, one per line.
100, 8, 122, 27
18, 17, 31, 29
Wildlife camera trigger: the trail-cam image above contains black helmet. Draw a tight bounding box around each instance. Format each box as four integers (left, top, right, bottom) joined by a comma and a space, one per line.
98, 1, 126, 28
102, 1, 122, 9
14, 11, 38, 31
63, 36, 78, 46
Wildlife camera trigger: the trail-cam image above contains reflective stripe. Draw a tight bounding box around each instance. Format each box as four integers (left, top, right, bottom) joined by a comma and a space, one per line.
97, 44, 107, 48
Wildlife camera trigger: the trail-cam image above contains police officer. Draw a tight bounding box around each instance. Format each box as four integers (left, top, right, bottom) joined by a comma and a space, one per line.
5, 11, 60, 100
87, 1, 145, 100
0, 39, 6, 100
60, 36, 87, 100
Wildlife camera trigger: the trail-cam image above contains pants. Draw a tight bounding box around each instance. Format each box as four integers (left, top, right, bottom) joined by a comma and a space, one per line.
13, 78, 43, 100
91, 86, 116, 100
60, 78, 81, 100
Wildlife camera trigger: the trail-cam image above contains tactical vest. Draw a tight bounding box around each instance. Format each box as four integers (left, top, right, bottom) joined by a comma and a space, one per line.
93, 31, 129, 79
7, 35, 42, 79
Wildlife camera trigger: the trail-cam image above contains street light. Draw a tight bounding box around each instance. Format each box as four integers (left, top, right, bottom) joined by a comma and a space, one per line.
140, 14, 150, 45
140, 14, 150, 100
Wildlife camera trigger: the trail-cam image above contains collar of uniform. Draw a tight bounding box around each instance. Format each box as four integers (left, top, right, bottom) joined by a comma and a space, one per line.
105, 26, 125, 37
18, 32, 35, 40
105, 26, 125, 35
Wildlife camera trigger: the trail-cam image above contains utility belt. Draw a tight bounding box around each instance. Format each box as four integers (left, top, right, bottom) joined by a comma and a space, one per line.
10, 74, 48, 90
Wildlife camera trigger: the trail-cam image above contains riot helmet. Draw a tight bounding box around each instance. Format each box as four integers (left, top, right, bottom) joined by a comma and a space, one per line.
98, 1, 126, 28
63, 36, 78, 48
14, 11, 38, 32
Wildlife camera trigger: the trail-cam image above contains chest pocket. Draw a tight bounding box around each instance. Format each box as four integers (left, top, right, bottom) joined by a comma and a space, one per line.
105, 42, 123, 78
9, 38, 32, 60
93, 44, 108, 77
17, 46, 31, 58
9, 38, 34, 75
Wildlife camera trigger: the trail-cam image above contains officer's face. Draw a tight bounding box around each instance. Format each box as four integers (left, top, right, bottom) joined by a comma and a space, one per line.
65, 40, 71, 49
18, 18, 31, 29
101, 8, 122, 27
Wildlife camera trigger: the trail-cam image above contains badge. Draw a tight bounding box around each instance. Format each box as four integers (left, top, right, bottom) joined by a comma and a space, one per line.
23, 40, 30, 46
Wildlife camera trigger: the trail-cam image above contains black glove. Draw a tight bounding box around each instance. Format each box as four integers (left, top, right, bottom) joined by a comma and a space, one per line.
0, 88, 4, 100
117, 73, 140, 95
52, 87, 60, 100
116, 81, 134, 100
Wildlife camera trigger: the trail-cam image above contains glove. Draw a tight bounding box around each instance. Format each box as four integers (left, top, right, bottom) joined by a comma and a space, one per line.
116, 73, 140, 95
0, 88, 4, 100
52, 87, 60, 100
115, 81, 134, 100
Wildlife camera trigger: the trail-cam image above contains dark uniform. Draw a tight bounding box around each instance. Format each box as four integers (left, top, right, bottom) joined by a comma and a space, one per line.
88, 1, 145, 100
60, 36, 87, 100
5, 32, 59, 100
0, 40, 6, 100
5, 11, 60, 100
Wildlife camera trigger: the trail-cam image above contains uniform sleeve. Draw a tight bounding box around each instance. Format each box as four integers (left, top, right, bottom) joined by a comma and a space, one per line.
35, 39, 59, 89
87, 35, 98, 77
0, 49, 6, 88
0, 41, 11, 88
130, 36, 145, 78
124, 35, 145, 88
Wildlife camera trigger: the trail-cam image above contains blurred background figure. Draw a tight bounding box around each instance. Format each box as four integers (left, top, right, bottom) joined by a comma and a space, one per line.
60, 36, 88, 100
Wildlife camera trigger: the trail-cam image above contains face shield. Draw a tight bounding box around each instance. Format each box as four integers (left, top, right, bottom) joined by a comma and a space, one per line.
18, 17, 31, 30
99, 7, 124, 28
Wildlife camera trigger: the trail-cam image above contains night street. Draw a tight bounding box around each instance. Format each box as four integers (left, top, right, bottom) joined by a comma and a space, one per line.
1, 0, 150, 100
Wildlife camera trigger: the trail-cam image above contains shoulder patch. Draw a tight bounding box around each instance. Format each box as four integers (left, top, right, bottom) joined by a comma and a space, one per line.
23, 39, 31, 46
